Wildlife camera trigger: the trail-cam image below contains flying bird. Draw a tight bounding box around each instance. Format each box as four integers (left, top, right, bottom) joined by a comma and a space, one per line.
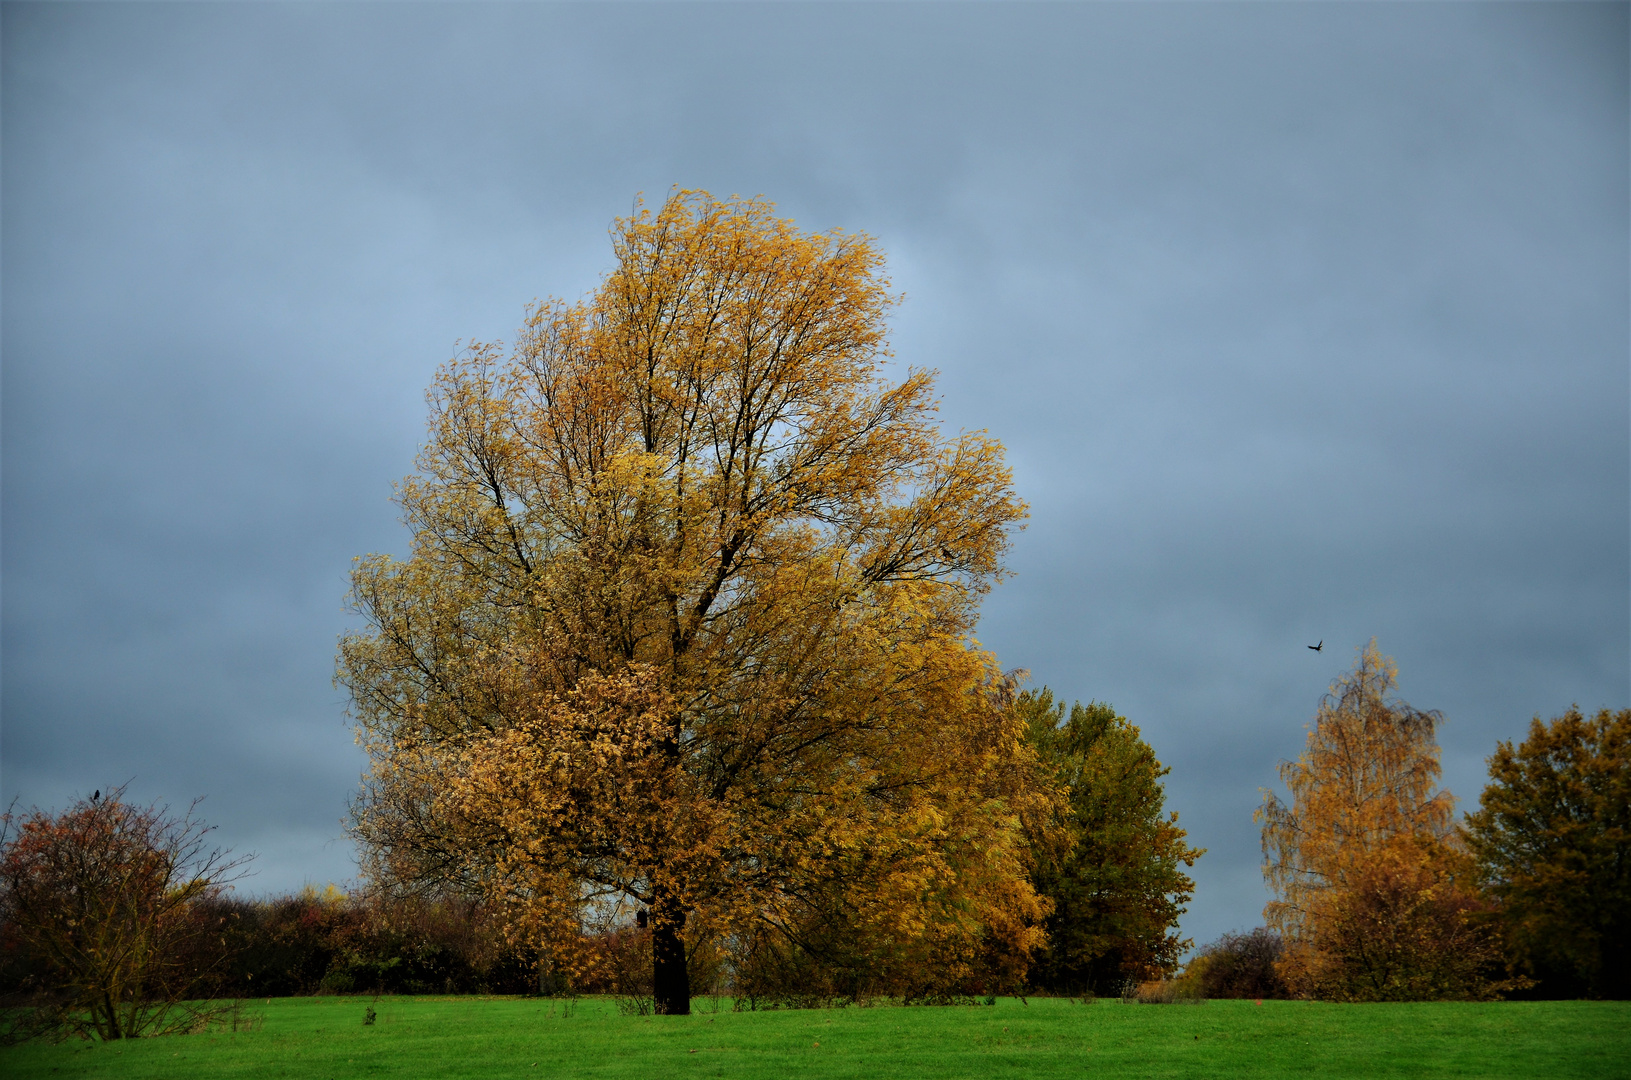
1307, 641, 1323, 652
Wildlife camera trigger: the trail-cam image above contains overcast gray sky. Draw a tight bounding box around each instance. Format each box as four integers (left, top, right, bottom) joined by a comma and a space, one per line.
4, 2, 1626, 950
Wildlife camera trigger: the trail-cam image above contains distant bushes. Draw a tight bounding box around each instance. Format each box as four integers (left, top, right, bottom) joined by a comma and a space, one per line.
199, 886, 542, 998
1176, 929, 1289, 1000
1125, 978, 1205, 1004
4, 873, 1034, 1009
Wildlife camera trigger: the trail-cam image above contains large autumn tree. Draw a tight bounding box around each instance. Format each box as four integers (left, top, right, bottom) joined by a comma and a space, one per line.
339, 191, 1045, 1014
1017, 690, 1201, 994
1464, 706, 1630, 999
1258, 641, 1511, 1001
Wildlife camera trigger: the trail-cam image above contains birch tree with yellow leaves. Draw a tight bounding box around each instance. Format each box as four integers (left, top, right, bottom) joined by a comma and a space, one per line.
1258, 641, 1512, 1000
338, 191, 1047, 1013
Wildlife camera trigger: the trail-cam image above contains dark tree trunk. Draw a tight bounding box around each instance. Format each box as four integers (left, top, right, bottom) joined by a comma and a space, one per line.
651, 892, 690, 1015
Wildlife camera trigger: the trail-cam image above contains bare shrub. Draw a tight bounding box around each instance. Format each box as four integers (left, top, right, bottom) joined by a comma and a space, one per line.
602, 927, 654, 1015
728, 929, 858, 1010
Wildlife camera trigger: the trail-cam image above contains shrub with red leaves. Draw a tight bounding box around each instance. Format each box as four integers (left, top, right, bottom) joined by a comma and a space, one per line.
0, 786, 251, 1042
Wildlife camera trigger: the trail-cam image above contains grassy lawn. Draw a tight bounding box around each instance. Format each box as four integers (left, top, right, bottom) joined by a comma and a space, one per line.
3, 995, 1626, 1080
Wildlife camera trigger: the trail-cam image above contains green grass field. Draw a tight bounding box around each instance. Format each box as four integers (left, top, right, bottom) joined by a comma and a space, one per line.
3, 995, 1626, 1080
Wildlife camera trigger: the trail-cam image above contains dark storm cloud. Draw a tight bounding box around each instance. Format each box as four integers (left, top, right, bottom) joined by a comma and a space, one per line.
4, 3, 1625, 943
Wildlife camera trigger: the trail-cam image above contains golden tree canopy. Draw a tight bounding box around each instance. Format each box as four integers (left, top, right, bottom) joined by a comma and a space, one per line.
1257, 640, 1511, 1001
338, 191, 1042, 1011
1258, 639, 1455, 940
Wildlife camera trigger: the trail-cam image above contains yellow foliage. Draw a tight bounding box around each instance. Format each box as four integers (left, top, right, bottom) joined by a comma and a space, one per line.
339, 191, 1042, 1009
297, 883, 349, 909
1258, 641, 1455, 935
1258, 640, 1510, 1000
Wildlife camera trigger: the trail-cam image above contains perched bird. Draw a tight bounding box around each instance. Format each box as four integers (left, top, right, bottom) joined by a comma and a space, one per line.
92, 790, 100, 802
1307, 641, 1323, 652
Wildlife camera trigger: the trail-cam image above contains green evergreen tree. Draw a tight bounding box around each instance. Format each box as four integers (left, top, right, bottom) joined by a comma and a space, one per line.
1019, 689, 1203, 994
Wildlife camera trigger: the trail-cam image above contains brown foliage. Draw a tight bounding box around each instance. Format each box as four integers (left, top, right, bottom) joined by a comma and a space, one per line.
1464, 706, 1631, 998
0, 788, 251, 1042
1258, 641, 1514, 1000
339, 191, 1044, 1013
202, 885, 539, 998
1284, 838, 1516, 1001
1126, 978, 1204, 1004
1180, 928, 1289, 1000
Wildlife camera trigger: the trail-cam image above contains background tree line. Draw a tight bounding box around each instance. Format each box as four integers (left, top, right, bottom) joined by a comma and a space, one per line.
1187, 641, 1628, 1004
0, 657, 1623, 1043
6, 655, 1619, 1037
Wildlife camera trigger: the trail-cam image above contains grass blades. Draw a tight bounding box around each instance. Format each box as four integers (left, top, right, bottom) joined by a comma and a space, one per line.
3, 996, 1626, 1080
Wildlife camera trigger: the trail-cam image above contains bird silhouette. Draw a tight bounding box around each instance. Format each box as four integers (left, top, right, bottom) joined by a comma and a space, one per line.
92, 790, 100, 802
1307, 641, 1323, 652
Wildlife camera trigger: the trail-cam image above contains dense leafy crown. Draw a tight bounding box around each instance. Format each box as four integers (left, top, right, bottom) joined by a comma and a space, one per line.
1464, 706, 1630, 998
338, 191, 1042, 1000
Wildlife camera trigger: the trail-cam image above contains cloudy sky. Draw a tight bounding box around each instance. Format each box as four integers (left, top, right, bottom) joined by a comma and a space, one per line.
4, 2, 1626, 949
